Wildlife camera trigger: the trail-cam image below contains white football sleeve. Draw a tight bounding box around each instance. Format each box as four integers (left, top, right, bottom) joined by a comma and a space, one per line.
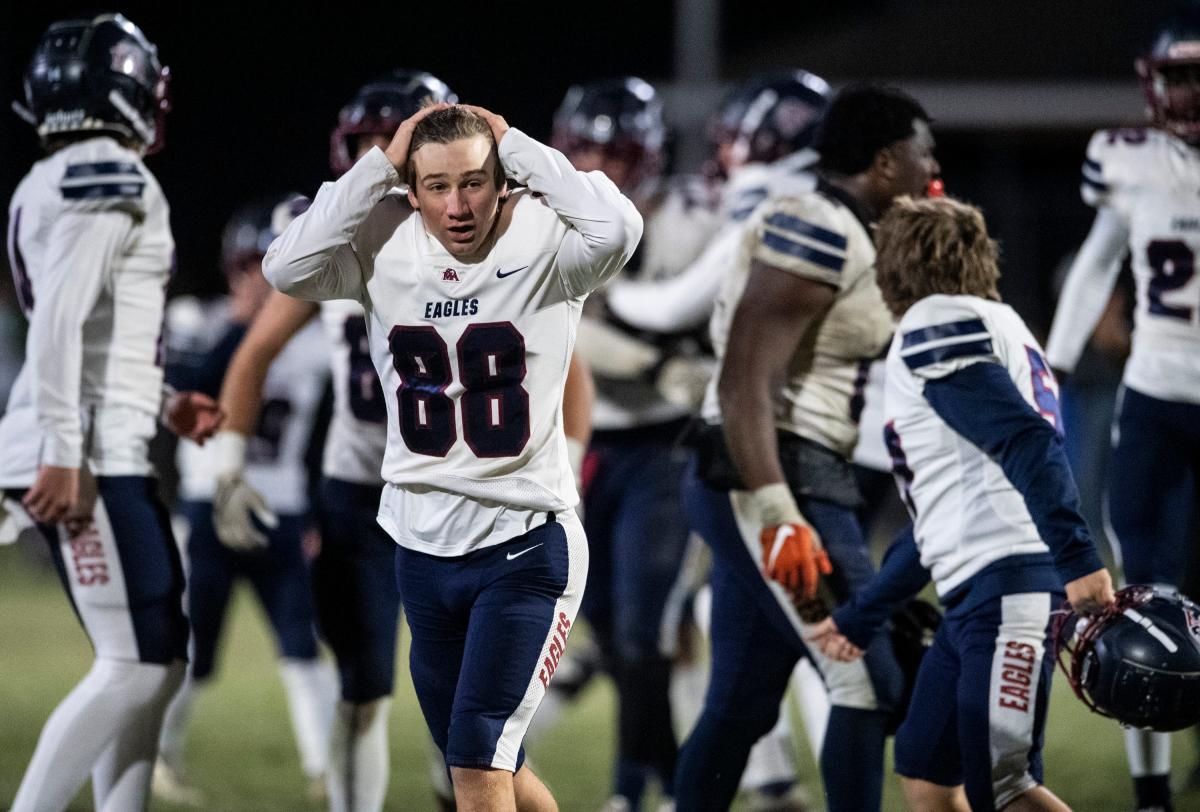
29, 210, 130, 467
498, 128, 643, 299
263, 148, 399, 302
1044, 207, 1130, 374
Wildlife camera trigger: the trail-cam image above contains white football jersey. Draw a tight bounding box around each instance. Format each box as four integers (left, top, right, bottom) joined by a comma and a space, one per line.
0, 136, 173, 486
173, 301, 327, 514
586, 176, 721, 430
886, 295, 1062, 596
319, 298, 389, 485
1075, 128, 1200, 402
264, 130, 641, 555
702, 182, 893, 458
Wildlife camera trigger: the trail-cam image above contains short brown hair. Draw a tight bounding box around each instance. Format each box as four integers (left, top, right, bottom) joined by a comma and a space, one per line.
406, 105, 505, 190
874, 195, 1000, 316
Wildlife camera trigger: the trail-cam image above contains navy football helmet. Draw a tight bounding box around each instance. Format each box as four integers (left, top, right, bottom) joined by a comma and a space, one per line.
729, 70, 831, 168
330, 70, 457, 176
551, 77, 666, 191
706, 70, 828, 178
15, 13, 169, 153
1053, 585, 1200, 731
1137, 11, 1200, 144
222, 193, 309, 277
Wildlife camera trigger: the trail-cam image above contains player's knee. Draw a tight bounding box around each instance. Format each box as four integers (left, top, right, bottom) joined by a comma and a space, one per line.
339, 651, 396, 703
93, 657, 186, 713
901, 777, 967, 812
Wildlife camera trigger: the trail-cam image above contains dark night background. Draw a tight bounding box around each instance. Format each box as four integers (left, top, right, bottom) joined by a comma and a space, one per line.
0, 1, 1185, 326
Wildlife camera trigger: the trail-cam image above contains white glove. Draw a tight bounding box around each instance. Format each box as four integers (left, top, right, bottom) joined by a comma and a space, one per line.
0, 496, 35, 546
210, 432, 277, 551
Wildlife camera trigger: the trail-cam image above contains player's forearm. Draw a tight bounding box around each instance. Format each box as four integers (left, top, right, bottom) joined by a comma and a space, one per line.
606, 227, 735, 334
719, 368, 787, 489
218, 340, 274, 438
832, 528, 929, 649
263, 150, 395, 301
1045, 207, 1129, 373
498, 128, 643, 294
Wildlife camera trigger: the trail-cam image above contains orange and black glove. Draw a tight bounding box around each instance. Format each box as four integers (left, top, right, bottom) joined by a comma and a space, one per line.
760, 522, 833, 600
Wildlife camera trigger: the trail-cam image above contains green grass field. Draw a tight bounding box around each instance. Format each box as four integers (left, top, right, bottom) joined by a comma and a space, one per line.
3, 544, 1199, 812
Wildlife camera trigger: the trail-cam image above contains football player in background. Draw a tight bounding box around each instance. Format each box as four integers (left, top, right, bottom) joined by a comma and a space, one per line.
553, 76, 717, 810
811, 195, 1115, 812
263, 101, 640, 809
0, 14, 221, 811
592, 72, 835, 811
1044, 13, 1200, 812
674, 85, 939, 812
155, 195, 336, 804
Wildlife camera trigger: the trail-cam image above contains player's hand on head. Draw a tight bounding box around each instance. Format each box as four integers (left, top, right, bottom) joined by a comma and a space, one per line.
23, 465, 80, 524
805, 616, 863, 662
459, 105, 510, 144
1065, 567, 1116, 616
213, 473, 277, 551
383, 102, 453, 174
165, 390, 225, 445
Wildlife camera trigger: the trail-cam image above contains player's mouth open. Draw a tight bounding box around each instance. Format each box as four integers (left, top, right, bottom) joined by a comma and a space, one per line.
448, 223, 474, 240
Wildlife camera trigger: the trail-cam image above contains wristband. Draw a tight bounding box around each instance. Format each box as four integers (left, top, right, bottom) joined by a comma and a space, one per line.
749, 482, 803, 527
212, 431, 248, 477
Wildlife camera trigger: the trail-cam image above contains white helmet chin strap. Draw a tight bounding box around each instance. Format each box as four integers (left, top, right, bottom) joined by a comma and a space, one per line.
108, 89, 154, 146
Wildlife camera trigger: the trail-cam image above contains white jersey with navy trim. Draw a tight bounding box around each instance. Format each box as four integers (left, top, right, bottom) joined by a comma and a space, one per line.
0, 136, 173, 486
886, 294, 1062, 597
173, 301, 327, 514
264, 130, 642, 556
1047, 127, 1200, 403
319, 299, 390, 485
702, 183, 892, 457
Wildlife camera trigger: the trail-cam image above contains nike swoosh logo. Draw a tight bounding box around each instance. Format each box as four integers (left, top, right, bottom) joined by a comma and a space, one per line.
496, 266, 529, 279
506, 542, 543, 560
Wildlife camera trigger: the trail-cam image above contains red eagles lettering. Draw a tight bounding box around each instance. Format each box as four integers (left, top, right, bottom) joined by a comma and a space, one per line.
64, 517, 109, 586
997, 640, 1037, 712
538, 612, 573, 689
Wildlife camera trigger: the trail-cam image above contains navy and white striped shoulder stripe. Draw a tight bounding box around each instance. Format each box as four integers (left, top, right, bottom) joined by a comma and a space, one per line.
60, 161, 146, 201
900, 317, 993, 370
760, 210, 847, 273
1080, 157, 1108, 195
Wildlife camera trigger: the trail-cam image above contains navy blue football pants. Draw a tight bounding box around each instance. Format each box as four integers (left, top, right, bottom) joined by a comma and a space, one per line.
180, 500, 317, 680
582, 423, 692, 800
313, 476, 401, 702
1107, 385, 1200, 587
675, 456, 903, 812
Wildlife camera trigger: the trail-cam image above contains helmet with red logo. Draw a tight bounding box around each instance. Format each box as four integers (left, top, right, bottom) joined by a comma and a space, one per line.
1053, 585, 1200, 731
729, 70, 831, 169
551, 77, 666, 192
1137, 10, 1200, 144
330, 70, 457, 176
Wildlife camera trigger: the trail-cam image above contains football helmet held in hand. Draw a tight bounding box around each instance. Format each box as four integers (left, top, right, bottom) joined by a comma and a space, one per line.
1053, 585, 1200, 731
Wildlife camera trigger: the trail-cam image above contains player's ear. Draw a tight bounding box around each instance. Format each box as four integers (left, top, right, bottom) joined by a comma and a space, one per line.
872, 145, 896, 181
407, 187, 420, 210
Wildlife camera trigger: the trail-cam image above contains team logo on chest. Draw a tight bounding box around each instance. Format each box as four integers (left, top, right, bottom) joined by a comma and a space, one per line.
442, 268, 460, 282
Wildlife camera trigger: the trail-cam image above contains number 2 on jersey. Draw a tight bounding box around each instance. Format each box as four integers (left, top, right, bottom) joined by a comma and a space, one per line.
1147, 239, 1197, 322
388, 322, 530, 458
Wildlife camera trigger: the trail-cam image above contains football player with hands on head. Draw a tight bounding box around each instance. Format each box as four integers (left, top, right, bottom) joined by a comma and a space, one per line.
809, 196, 1113, 812
192, 71, 458, 812
0, 14, 220, 812
674, 84, 939, 812
1044, 12, 1200, 812
263, 98, 641, 810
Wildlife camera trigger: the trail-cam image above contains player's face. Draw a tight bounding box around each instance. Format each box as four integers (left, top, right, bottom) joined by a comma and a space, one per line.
408, 135, 503, 260
886, 119, 940, 199
568, 143, 637, 192
1161, 63, 1200, 143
